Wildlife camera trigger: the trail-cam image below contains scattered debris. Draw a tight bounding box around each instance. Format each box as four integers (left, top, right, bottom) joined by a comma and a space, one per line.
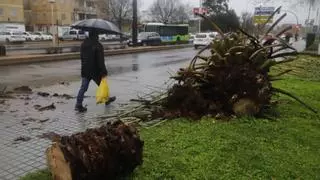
59, 81, 70, 86
14, 136, 31, 142
39, 118, 50, 123
21, 117, 50, 126
21, 117, 37, 126
0, 100, 6, 104
52, 93, 74, 99
30, 127, 41, 131
61, 94, 74, 99
21, 121, 28, 126
38, 103, 56, 111
37, 132, 60, 141
37, 92, 50, 97
0, 93, 15, 99
56, 101, 66, 104
33, 104, 41, 110
130, 110, 152, 121
13, 86, 32, 93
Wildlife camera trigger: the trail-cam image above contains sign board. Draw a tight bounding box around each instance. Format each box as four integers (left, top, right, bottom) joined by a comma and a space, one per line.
193, 7, 208, 15
254, 7, 275, 24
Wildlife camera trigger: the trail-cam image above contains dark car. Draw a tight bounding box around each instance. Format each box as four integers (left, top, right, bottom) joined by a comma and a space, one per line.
128, 32, 161, 46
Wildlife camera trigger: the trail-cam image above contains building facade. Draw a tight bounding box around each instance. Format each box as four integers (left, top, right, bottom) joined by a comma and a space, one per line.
27, 0, 75, 32
73, 0, 97, 21
0, 0, 110, 32
26, 0, 109, 32
0, 0, 25, 32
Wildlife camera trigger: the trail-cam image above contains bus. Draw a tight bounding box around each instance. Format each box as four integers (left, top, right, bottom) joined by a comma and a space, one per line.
141, 23, 189, 43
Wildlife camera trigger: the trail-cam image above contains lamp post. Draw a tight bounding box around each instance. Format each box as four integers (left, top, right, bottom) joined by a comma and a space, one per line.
132, 0, 138, 46
282, 10, 299, 26
48, 0, 56, 47
199, 0, 202, 33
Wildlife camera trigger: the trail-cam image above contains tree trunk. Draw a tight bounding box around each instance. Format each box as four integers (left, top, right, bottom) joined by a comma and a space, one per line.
46, 121, 144, 180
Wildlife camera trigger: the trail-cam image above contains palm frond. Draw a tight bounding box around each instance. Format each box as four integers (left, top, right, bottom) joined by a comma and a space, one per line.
196, 13, 225, 39
261, 6, 282, 37
265, 13, 287, 36
272, 87, 317, 113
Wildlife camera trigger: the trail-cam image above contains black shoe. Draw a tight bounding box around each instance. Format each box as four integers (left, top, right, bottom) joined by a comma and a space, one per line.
105, 96, 116, 106
75, 105, 87, 112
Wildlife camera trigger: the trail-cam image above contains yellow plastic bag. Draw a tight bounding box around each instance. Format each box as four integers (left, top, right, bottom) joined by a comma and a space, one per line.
96, 77, 110, 104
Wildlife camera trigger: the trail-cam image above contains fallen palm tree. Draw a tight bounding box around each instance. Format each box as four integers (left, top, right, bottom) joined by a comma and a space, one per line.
46, 120, 144, 180
157, 7, 317, 119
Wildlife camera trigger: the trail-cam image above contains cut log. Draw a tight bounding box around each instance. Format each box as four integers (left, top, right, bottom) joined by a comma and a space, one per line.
46, 120, 144, 180
46, 143, 72, 180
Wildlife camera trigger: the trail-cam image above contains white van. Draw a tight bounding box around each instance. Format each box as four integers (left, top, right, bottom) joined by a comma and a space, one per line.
60, 30, 86, 41
193, 32, 218, 49
0, 31, 26, 43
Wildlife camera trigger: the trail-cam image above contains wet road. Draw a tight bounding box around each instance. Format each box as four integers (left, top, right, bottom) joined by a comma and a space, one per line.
0, 47, 197, 179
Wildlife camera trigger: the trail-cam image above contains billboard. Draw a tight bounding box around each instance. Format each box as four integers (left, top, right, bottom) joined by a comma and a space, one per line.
193, 7, 208, 15
254, 7, 275, 24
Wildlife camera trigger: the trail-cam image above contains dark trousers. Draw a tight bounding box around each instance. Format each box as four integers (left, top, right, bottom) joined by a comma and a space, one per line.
76, 77, 101, 106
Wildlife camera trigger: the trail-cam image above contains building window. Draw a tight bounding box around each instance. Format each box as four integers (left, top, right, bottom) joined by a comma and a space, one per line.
0, 8, 3, 16
79, 13, 85, 20
86, 1, 95, 8
61, 13, 66, 20
11, 8, 17, 17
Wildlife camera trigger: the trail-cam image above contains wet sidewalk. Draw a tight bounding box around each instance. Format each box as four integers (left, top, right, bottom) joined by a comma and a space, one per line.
0, 48, 196, 179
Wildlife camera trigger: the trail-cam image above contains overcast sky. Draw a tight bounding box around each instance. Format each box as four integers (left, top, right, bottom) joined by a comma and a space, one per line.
140, 0, 320, 25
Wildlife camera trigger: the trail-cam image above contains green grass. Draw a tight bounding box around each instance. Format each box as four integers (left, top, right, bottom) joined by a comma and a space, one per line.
20, 170, 51, 180
21, 56, 320, 180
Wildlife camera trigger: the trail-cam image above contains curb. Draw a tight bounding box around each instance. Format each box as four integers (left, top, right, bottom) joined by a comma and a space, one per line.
299, 51, 320, 57
0, 44, 192, 66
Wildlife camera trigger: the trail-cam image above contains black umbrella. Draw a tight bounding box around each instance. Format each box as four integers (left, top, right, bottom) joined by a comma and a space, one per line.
71, 19, 122, 35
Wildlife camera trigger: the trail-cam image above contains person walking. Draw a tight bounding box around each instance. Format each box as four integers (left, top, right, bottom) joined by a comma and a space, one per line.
75, 30, 116, 112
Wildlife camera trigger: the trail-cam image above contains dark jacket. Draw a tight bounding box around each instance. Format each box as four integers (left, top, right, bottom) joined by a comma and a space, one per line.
80, 38, 108, 79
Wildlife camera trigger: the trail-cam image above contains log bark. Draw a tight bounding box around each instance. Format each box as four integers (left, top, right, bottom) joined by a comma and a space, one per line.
46, 120, 144, 180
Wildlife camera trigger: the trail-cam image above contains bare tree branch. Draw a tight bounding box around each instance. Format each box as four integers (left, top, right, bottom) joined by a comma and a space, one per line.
108, 0, 132, 30
148, 0, 190, 23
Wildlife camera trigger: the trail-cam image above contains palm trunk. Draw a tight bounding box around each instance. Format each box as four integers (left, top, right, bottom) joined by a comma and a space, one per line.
46, 121, 144, 180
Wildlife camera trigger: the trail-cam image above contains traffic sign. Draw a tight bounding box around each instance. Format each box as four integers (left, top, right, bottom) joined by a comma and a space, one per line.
254, 6, 275, 24
254, 7, 275, 16
193, 7, 208, 15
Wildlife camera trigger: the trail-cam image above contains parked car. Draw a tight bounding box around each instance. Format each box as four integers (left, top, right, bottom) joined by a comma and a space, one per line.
0, 31, 25, 43
189, 33, 195, 43
127, 32, 161, 46
99, 34, 113, 41
34, 32, 53, 41
193, 32, 218, 49
60, 30, 86, 41
23, 32, 41, 41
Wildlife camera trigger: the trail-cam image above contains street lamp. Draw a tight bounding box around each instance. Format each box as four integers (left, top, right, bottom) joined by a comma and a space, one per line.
132, 0, 138, 46
48, 0, 56, 47
282, 10, 299, 25
199, 0, 202, 33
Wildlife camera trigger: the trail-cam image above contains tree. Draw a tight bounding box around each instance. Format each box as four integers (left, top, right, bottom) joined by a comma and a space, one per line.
201, 9, 240, 32
148, 0, 190, 23
240, 12, 255, 34
203, 0, 229, 14
201, 1, 239, 33
108, 0, 132, 31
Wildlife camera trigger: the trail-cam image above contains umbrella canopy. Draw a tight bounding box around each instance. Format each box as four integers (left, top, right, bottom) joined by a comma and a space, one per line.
71, 19, 122, 35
